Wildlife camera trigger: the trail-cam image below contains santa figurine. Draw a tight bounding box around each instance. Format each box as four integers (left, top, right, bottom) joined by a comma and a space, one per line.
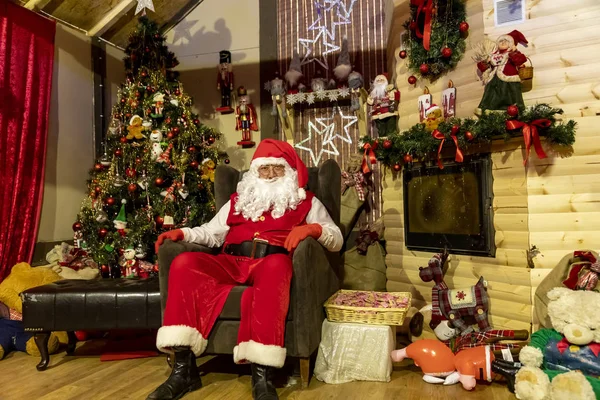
367, 73, 400, 136
285, 50, 304, 94
235, 86, 258, 148
150, 139, 343, 400
216, 50, 234, 114
120, 247, 140, 278
476, 30, 528, 115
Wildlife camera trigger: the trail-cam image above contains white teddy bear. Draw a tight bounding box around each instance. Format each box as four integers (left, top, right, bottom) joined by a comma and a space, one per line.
515, 287, 599, 400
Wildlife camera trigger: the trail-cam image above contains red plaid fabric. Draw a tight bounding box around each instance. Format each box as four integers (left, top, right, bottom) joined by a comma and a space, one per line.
341, 171, 366, 201
443, 330, 519, 353
9, 309, 22, 321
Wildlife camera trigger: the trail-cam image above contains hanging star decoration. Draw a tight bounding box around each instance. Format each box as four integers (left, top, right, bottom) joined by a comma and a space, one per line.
135, 0, 155, 15
298, 0, 358, 69
328, 105, 357, 144
295, 117, 339, 165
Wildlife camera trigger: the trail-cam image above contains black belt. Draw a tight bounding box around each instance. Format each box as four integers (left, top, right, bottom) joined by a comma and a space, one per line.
224, 239, 289, 259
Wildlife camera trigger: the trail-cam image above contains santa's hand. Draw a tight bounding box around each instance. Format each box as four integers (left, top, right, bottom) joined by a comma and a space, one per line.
284, 224, 323, 252
155, 229, 184, 254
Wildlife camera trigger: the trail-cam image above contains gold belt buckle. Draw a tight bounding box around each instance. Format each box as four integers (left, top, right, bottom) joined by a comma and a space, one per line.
250, 238, 269, 259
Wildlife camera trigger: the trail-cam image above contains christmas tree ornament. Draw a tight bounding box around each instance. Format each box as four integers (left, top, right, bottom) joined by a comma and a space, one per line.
173, 126, 180, 134
178, 184, 189, 199
151, 92, 165, 118
95, 208, 108, 223
94, 163, 103, 171
420, 63, 430, 74
100, 264, 110, 278
235, 86, 258, 148
98, 228, 108, 238
408, 75, 417, 85
403, 154, 413, 163
224, 159, 230, 164
142, 118, 152, 130
174, 88, 181, 96
150, 130, 164, 160
125, 167, 137, 178
383, 140, 393, 149
163, 215, 175, 229
200, 159, 216, 182
187, 145, 196, 153
114, 148, 123, 157
95, 185, 102, 194
160, 184, 176, 201
120, 136, 129, 144
399, 50, 407, 59
135, 244, 147, 259
367, 74, 400, 137
126, 115, 146, 140
465, 131, 474, 141
113, 200, 128, 236
507, 104, 519, 117
105, 197, 116, 206
135, 0, 154, 15
121, 247, 140, 278
135, 157, 142, 165
459, 21, 469, 33
451, 125, 460, 135
154, 177, 165, 186
423, 104, 445, 131
128, 183, 138, 193
441, 47, 453, 58
441, 80, 457, 118
393, 163, 401, 171
155, 215, 164, 228
108, 119, 121, 136
190, 160, 199, 169
156, 143, 173, 165
72, 222, 82, 231
475, 30, 528, 115
100, 153, 111, 167
216, 50, 234, 114
193, 118, 199, 125
113, 171, 126, 187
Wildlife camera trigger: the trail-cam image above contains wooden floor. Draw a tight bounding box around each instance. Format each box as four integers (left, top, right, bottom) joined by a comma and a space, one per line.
0, 340, 517, 400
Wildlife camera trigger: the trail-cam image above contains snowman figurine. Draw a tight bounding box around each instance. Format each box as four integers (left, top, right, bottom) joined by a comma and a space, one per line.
150, 129, 164, 160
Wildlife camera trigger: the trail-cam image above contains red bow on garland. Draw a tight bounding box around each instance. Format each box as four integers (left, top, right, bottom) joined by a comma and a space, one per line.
506, 119, 550, 165
361, 143, 377, 175
410, 0, 434, 51
432, 129, 464, 169
557, 338, 600, 357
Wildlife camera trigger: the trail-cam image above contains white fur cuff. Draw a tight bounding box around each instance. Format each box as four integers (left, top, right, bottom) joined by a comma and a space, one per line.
519, 345, 544, 368
156, 325, 208, 357
233, 340, 286, 368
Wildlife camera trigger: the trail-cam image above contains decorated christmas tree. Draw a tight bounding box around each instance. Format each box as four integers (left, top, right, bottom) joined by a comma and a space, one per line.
74, 17, 226, 278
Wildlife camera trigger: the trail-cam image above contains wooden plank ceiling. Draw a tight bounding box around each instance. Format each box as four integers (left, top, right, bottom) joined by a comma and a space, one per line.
20, 0, 204, 49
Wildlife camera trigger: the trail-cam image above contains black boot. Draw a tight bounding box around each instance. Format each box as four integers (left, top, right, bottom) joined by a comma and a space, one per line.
146, 347, 202, 400
491, 359, 520, 393
251, 364, 278, 400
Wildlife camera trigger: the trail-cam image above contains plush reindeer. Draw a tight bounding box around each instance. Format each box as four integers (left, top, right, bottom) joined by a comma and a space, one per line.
419, 250, 491, 335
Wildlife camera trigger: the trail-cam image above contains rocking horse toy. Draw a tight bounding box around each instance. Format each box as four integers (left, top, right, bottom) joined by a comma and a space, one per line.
419, 249, 491, 335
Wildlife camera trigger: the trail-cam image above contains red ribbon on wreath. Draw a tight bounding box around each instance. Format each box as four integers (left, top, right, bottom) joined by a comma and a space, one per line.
411, 0, 433, 51
361, 143, 377, 175
432, 129, 463, 169
506, 119, 550, 165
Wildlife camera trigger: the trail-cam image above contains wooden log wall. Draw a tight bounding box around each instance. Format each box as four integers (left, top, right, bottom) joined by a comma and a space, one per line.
384, 0, 600, 331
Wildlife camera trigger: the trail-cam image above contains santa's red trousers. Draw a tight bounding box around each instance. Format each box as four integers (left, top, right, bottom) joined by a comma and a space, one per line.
156, 251, 292, 368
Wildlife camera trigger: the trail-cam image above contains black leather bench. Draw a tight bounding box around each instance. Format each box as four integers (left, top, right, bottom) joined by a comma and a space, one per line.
21, 278, 162, 370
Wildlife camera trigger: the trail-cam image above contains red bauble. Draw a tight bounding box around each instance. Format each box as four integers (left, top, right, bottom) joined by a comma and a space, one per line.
409, 21, 417, 30
120, 98, 126, 103
114, 113, 121, 119
187, 145, 197, 153
106, 197, 116, 206
100, 264, 110, 274
419, 64, 430, 74
167, 132, 175, 139
408, 75, 417, 85
155, 177, 164, 186
154, 34, 160, 39
125, 168, 136, 178
165, 117, 171, 124
459, 21, 469, 33
145, 47, 150, 53
441, 47, 453, 58
114, 148, 123, 157
125, 113, 131, 118
155, 215, 164, 227
128, 183, 137, 193
383, 140, 393, 149
399, 50, 407, 59
72, 222, 82, 231
173, 127, 180, 134
403, 154, 413, 163
135, 157, 142, 164
120, 137, 128, 144
98, 228, 108, 238
94, 163, 103, 171
190, 160, 199, 169
193, 119, 200, 125
224, 159, 230, 164
451, 125, 460, 135
465, 131, 474, 141
174, 89, 181, 96
208, 136, 216, 144
141, 71, 147, 77
197, 183, 204, 190
507, 105, 519, 117
135, 91, 141, 98
94, 185, 102, 194
372, 140, 379, 150
393, 163, 402, 171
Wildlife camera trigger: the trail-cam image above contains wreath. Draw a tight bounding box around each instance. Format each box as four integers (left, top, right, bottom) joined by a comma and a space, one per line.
361, 104, 577, 170
402, 0, 468, 82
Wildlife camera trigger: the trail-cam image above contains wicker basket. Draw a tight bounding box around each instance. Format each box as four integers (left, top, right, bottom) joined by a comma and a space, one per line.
324, 290, 411, 326
519, 57, 534, 81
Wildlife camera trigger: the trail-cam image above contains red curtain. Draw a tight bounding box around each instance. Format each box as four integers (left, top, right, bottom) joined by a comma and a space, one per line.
0, 0, 56, 281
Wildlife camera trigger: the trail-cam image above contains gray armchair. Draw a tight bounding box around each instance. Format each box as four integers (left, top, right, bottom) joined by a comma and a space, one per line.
158, 159, 342, 388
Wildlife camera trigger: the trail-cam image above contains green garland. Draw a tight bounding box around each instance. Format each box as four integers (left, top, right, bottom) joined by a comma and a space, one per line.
361, 104, 577, 168
403, 0, 467, 81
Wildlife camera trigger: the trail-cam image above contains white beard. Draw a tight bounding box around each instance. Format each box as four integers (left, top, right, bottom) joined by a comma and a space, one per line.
234, 165, 306, 221
370, 82, 387, 100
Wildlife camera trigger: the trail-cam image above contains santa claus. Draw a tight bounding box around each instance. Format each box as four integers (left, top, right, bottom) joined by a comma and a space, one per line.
147, 139, 343, 400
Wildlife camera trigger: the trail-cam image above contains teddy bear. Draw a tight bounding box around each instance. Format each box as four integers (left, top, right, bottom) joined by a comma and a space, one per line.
126, 114, 146, 140
200, 158, 216, 182
423, 104, 445, 132
0, 263, 67, 359
515, 287, 599, 400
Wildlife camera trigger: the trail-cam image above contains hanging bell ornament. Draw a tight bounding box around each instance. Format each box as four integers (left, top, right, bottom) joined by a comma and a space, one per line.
178, 184, 190, 199
113, 173, 126, 187
100, 152, 111, 167
95, 209, 108, 223
135, 244, 147, 259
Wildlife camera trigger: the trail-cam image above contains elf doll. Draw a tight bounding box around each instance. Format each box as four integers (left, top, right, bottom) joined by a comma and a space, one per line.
476, 30, 528, 115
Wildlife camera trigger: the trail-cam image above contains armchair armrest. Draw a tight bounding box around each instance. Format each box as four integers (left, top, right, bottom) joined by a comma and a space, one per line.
158, 240, 219, 315
289, 237, 340, 357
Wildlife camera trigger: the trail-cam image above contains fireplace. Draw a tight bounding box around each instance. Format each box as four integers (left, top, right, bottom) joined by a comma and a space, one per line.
402, 155, 496, 257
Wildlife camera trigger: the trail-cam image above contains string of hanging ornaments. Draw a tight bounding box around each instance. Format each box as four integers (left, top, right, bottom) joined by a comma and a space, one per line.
401, 0, 468, 83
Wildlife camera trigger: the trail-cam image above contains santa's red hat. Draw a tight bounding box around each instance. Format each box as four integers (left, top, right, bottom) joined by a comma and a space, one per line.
499, 30, 528, 46
251, 139, 308, 190
425, 104, 440, 116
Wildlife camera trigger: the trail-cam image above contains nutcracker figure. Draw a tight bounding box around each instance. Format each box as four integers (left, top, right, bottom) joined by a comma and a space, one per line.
235, 86, 258, 148
216, 50, 234, 114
